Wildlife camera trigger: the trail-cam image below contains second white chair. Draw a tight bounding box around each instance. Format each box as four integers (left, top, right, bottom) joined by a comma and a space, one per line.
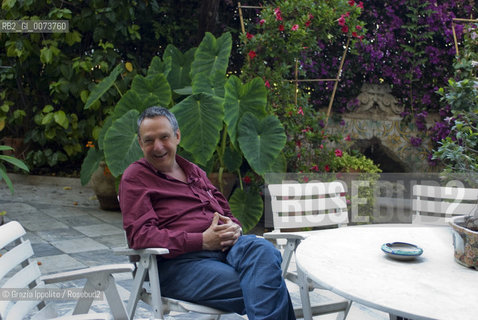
264, 181, 351, 319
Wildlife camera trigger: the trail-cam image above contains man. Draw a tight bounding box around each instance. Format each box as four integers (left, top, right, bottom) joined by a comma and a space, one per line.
119, 106, 296, 319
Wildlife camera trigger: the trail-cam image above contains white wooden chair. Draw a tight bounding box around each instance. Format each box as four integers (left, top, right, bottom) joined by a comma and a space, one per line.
0, 221, 134, 320
264, 181, 351, 320
113, 245, 231, 320
412, 184, 478, 225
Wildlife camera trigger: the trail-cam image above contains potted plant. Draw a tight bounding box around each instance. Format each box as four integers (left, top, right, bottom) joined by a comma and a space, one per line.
80, 32, 286, 232
1, 145, 30, 225
434, 22, 478, 269
0, 145, 30, 194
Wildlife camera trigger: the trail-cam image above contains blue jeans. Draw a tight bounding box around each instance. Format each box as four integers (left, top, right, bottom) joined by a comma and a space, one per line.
157, 235, 296, 320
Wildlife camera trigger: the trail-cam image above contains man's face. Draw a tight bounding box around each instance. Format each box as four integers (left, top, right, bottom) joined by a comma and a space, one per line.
138, 116, 180, 173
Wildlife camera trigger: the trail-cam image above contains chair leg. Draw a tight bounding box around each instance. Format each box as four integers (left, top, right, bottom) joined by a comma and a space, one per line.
103, 274, 129, 320
281, 239, 298, 279
126, 260, 148, 319
297, 267, 313, 320
147, 254, 165, 319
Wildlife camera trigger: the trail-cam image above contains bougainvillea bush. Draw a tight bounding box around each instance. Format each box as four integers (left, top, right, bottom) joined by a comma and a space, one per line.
240, 0, 476, 171
305, 0, 475, 161
240, 0, 367, 173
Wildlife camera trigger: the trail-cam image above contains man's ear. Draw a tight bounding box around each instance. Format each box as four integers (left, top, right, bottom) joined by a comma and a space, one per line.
176, 129, 181, 142
138, 135, 143, 148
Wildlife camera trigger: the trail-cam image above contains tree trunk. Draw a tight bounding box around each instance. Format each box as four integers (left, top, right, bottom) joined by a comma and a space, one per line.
197, 0, 220, 38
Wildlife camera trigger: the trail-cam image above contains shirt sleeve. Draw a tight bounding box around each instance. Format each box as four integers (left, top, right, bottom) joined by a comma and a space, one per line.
119, 166, 203, 258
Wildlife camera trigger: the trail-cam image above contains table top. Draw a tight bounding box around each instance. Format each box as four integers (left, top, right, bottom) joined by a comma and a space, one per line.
295, 224, 478, 320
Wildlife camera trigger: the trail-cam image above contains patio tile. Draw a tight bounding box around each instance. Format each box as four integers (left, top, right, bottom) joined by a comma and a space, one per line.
73, 224, 123, 237
60, 215, 105, 227
32, 242, 64, 257
36, 227, 86, 242
19, 218, 69, 232
89, 210, 123, 225
51, 237, 108, 253
35, 254, 87, 274
70, 249, 129, 267
93, 233, 128, 249
39, 205, 91, 218
0, 202, 38, 219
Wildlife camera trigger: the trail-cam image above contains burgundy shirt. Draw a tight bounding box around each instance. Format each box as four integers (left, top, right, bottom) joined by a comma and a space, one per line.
119, 156, 240, 258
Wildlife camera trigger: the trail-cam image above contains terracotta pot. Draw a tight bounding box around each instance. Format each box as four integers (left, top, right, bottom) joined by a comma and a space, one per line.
91, 161, 120, 211
450, 216, 478, 270
208, 172, 237, 199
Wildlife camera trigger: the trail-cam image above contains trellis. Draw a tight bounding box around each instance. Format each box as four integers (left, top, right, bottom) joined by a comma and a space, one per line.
452, 18, 478, 56
237, 2, 351, 125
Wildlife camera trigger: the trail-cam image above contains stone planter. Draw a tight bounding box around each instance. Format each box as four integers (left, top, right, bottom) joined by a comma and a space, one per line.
450, 216, 478, 270
91, 161, 120, 211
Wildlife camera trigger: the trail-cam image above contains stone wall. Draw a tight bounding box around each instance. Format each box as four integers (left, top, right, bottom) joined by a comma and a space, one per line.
327, 83, 440, 173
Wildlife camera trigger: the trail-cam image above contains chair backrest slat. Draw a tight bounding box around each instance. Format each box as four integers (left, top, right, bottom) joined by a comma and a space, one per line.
0, 222, 47, 320
0, 240, 34, 281
0, 263, 42, 317
412, 185, 478, 225
268, 182, 349, 230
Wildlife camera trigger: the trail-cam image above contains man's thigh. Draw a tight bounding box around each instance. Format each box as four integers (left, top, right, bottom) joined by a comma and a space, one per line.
157, 251, 245, 313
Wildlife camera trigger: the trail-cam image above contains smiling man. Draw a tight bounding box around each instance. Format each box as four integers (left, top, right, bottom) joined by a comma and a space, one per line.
119, 106, 296, 319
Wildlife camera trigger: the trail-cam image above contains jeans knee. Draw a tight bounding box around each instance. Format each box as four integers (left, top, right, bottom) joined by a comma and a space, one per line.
234, 235, 282, 264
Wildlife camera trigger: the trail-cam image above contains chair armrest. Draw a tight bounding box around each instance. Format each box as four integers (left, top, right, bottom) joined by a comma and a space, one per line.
263, 231, 306, 241
40, 263, 134, 284
112, 246, 169, 256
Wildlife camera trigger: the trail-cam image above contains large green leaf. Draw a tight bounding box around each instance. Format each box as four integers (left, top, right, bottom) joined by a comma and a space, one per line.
223, 145, 242, 172
171, 93, 224, 166
112, 90, 161, 121
164, 45, 195, 90
192, 70, 227, 98
191, 32, 231, 78
224, 76, 267, 146
147, 56, 172, 78
104, 109, 143, 177
0, 155, 29, 172
229, 188, 263, 233
238, 113, 286, 176
98, 115, 113, 150
131, 73, 171, 107
0, 163, 14, 194
80, 147, 103, 186
84, 64, 123, 109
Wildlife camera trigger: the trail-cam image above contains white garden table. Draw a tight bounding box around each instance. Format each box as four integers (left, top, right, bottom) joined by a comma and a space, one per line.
296, 224, 478, 320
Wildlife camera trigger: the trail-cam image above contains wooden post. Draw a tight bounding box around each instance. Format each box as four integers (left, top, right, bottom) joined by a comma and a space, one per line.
238, 2, 246, 36
325, 36, 351, 127
295, 59, 299, 106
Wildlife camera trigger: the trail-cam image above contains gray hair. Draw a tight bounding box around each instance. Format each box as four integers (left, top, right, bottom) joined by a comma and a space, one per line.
137, 106, 179, 138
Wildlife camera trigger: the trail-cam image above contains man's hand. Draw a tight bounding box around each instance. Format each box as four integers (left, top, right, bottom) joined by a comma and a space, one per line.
203, 212, 242, 251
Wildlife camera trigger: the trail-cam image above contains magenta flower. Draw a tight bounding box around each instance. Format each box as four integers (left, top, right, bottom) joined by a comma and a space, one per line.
259, 19, 266, 25
291, 24, 299, 31
335, 149, 343, 157
338, 15, 346, 27
246, 32, 254, 39
278, 24, 284, 31
248, 51, 256, 59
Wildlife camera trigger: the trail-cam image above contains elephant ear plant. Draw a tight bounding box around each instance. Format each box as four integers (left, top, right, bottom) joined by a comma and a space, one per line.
0, 145, 29, 194
80, 32, 286, 233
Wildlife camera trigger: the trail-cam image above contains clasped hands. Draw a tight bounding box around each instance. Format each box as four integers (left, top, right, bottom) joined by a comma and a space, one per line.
203, 212, 242, 252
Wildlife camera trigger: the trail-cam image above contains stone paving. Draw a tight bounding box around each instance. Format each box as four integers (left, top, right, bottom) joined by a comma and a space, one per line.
0, 174, 388, 319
